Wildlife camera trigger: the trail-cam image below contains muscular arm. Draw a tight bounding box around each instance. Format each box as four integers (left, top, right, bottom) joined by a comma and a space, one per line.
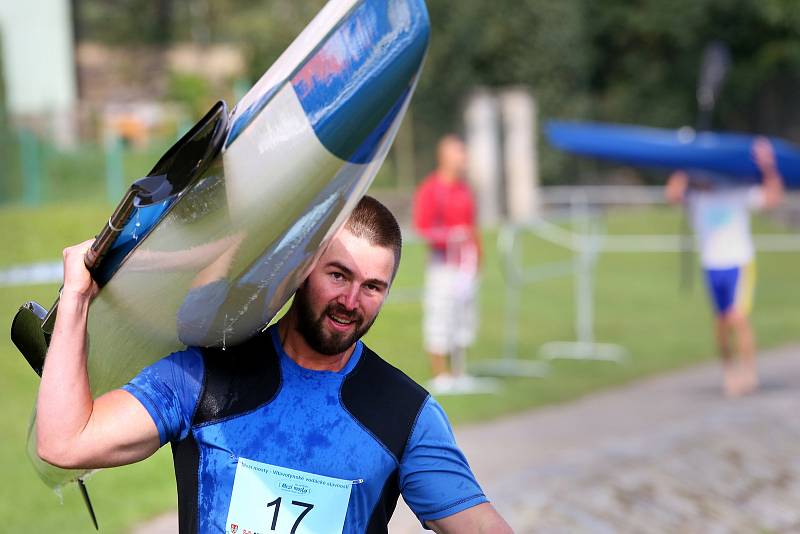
36, 240, 161, 469
427, 503, 513, 534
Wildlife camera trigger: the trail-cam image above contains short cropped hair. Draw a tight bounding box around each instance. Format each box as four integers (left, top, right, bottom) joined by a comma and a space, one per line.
344, 195, 402, 281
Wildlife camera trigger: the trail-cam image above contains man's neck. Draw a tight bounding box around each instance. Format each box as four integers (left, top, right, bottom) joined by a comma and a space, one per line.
436, 167, 459, 183
276, 315, 355, 372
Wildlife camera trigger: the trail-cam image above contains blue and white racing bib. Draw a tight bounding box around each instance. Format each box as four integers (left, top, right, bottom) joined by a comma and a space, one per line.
226, 458, 353, 534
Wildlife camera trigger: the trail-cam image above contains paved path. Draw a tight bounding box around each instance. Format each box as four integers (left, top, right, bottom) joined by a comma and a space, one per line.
134, 344, 800, 533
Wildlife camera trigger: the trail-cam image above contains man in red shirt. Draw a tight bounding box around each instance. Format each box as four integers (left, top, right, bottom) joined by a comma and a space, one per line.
413, 135, 481, 391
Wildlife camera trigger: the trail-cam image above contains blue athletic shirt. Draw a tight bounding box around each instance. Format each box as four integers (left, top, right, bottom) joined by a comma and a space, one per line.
122, 325, 487, 532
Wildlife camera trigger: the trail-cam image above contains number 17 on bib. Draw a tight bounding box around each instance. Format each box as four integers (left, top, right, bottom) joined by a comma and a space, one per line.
226, 458, 353, 534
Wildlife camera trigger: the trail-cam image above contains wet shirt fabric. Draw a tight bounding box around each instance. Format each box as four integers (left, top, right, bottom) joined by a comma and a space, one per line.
122, 325, 486, 533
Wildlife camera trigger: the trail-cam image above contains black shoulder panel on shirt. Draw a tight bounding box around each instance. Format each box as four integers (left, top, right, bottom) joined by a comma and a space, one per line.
342, 346, 429, 531
341, 346, 429, 461
172, 434, 200, 534
192, 331, 281, 426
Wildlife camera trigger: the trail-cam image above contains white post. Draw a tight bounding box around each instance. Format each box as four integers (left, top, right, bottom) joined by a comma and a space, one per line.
572, 190, 594, 345
500, 87, 540, 223
464, 88, 502, 225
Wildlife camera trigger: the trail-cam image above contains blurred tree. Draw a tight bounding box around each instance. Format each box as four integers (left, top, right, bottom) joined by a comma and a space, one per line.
586, 0, 800, 138
708, 0, 800, 139
414, 0, 591, 181
166, 72, 213, 118
585, 0, 707, 128
79, 0, 175, 45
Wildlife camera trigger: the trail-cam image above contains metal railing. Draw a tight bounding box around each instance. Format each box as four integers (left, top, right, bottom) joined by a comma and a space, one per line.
473, 185, 800, 379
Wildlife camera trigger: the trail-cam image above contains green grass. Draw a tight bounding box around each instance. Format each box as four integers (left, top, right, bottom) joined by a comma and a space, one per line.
0, 203, 180, 533
371, 205, 800, 422
1, 201, 799, 532
37, 142, 172, 204
2, 136, 174, 205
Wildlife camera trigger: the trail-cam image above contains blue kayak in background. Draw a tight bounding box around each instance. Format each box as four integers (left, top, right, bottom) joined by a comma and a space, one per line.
546, 120, 800, 189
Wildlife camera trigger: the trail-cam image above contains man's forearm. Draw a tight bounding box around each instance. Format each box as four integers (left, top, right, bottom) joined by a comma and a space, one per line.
478, 516, 514, 534
427, 503, 514, 533
761, 169, 784, 208
36, 291, 95, 464
752, 138, 784, 208
665, 171, 688, 204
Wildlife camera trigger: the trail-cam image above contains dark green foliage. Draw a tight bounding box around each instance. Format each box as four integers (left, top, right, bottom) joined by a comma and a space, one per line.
414, 0, 591, 180
78, 0, 176, 45
166, 72, 214, 118
586, 0, 800, 135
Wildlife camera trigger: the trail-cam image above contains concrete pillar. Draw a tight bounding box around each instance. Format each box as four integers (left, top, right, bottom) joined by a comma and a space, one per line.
500, 87, 540, 222
464, 89, 502, 226
0, 1, 78, 148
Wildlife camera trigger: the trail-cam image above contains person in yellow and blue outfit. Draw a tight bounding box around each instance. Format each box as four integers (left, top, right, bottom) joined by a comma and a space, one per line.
666, 138, 784, 397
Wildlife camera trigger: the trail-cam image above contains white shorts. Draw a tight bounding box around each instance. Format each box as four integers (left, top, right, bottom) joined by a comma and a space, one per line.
422, 262, 478, 354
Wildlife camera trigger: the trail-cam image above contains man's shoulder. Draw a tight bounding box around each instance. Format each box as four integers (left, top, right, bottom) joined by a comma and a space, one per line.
415, 173, 440, 194
348, 345, 429, 398
189, 332, 281, 426
341, 344, 430, 460
135, 347, 205, 383
169, 346, 206, 365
